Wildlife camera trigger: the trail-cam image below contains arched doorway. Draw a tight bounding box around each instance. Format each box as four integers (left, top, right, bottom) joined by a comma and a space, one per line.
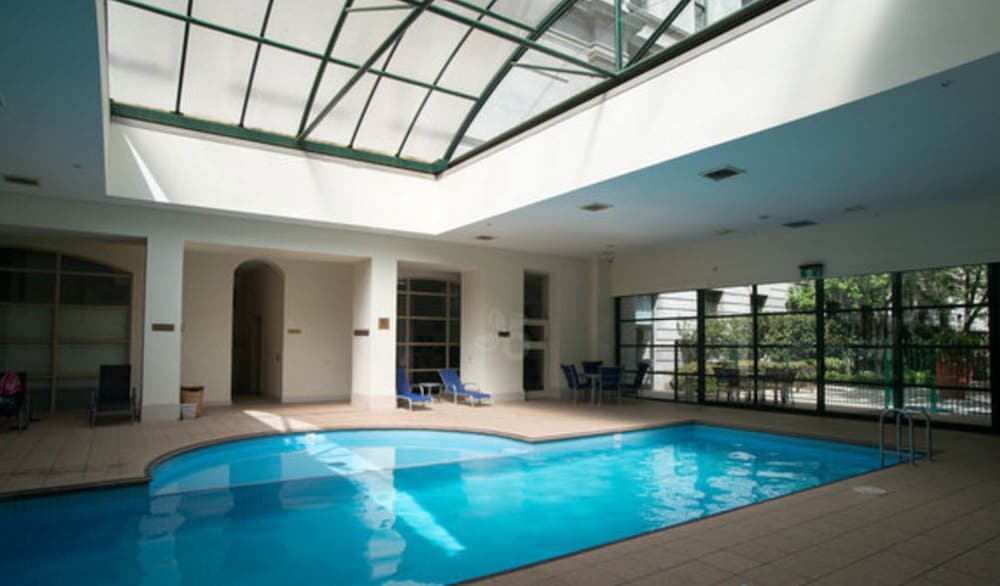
231, 260, 284, 403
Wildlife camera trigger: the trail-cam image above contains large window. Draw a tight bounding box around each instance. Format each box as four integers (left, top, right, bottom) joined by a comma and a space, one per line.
397, 278, 460, 385
618, 291, 697, 401
757, 280, 817, 410
823, 273, 893, 415
0, 248, 132, 412
615, 262, 997, 430
900, 264, 990, 424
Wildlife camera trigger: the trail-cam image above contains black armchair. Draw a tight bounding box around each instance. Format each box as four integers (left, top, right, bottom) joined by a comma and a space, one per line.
91, 364, 136, 426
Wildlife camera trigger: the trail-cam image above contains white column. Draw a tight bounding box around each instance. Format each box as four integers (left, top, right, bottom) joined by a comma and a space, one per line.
141, 232, 184, 421
351, 256, 397, 410
588, 257, 614, 362
461, 263, 522, 402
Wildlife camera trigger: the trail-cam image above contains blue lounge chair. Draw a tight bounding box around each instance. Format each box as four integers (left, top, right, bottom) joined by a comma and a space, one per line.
396, 367, 433, 411
437, 369, 492, 406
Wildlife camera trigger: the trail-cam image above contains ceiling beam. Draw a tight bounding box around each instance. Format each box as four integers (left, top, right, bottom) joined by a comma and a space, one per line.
112, 0, 477, 103
298, 1, 355, 137
297, 2, 430, 142
239, 0, 275, 127
398, 0, 613, 78
628, 0, 691, 66
441, 0, 579, 162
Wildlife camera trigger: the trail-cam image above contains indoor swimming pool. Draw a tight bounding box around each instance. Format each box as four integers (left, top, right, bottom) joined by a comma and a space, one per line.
0, 425, 887, 584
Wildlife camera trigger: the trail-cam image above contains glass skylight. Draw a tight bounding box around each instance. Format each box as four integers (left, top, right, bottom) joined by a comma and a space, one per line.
106, 0, 776, 173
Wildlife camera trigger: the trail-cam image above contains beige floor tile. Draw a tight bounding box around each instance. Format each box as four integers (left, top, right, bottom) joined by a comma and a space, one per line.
700, 550, 760, 574
650, 560, 731, 586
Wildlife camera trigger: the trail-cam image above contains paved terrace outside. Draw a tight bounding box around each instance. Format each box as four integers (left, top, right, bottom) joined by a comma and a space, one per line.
1, 399, 998, 585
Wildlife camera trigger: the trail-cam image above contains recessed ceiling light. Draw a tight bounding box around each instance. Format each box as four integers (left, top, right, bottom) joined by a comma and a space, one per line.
700, 166, 745, 181
843, 205, 867, 213
714, 228, 735, 236
579, 203, 613, 212
474, 235, 496, 241
2, 174, 41, 187
783, 220, 818, 228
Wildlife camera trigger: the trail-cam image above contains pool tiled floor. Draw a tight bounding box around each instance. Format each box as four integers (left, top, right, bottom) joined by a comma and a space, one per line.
1, 398, 998, 585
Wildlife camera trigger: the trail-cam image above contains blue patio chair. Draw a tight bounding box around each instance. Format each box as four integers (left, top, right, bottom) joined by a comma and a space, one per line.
437, 369, 492, 406
580, 360, 603, 403
396, 367, 433, 411
560, 364, 590, 404
597, 365, 624, 405
620, 362, 651, 400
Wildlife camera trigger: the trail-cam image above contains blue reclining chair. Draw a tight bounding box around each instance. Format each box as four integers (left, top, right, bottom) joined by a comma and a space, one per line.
396, 367, 433, 411
437, 369, 492, 406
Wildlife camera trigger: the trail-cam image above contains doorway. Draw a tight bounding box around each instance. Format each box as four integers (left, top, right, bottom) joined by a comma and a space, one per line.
231, 260, 284, 403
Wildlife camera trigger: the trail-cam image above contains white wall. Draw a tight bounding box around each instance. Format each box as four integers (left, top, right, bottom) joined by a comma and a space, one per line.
2, 193, 593, 409
611, 195, 1000, 297
181, 248, 354, 406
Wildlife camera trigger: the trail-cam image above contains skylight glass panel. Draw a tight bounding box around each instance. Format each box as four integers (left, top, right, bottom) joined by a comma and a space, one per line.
538, 3, 616, 71
105, 0, 780, 171
191, 0, 269, 36
456, 49, 601, 157
307, 71, 380, 147
179, 27, 257, 124
242, 46, 320, 136
437, 30, 519, 96
385, 12, 470, 86
331, 3, 411, 65
107, 2, 185, 111
491, 0, 563, 27
399, 92, 474, 162
352, 78, 428, 157
266, 0, 347, 54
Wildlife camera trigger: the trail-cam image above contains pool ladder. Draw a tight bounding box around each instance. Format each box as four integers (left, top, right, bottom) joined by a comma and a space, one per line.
878, 407, 933, 467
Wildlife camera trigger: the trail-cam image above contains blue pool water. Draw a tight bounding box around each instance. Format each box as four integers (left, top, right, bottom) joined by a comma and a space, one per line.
0, 425, 884, 585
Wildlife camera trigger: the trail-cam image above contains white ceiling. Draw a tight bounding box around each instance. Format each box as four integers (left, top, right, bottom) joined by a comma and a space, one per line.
438, 50, 1000, 257
0, 2, 107, 201
2, 2, 998, 261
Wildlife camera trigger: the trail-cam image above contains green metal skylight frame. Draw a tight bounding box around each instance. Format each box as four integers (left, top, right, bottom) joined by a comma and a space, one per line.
106, 0, 788, 175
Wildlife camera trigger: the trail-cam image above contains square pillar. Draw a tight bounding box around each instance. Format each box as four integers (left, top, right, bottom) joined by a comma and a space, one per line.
141, 233, 184, 421
461, 264, 523, 402
351, 256, 397, 410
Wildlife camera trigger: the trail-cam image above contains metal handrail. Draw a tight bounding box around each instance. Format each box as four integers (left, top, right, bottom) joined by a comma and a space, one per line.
879, 407, 914, 467
904, 406, 933, 462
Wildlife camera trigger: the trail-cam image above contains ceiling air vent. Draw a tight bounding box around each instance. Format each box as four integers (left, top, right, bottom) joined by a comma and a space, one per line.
3, 174, 41, 187
700, 166, 745, 181
783, 220, 818, 229
579, 203, 613, 212
474, 235, 496, 241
